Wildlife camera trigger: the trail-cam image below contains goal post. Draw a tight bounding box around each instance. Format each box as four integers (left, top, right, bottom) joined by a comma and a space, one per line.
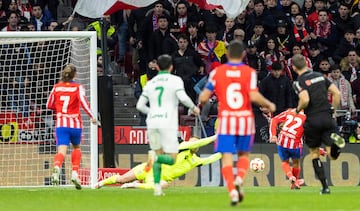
0, 31, 98, 188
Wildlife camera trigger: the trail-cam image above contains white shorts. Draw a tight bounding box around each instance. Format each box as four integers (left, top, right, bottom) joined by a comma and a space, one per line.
147, 128, 178, 153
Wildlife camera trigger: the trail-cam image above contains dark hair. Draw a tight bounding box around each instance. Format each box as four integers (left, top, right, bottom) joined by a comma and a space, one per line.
227, 40, 244, 59
272, 61, 283, 70
61, 64, 77, 82
330, 64, 340, 71
292, 54, 307, 70
204, 24, 217, 33
157, 54, 173, 70
188, 22, 198, 28
177, 33, 189, 42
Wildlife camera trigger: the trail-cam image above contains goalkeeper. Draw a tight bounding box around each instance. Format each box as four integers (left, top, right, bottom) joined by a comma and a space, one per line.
96, 135, 221, 189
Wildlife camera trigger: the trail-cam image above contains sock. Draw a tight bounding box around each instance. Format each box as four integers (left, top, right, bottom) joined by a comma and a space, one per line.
222, 165, 235, 192
156, 154, 175, 165
330, 143, 340, 159
312, 158, 328, 189
153, 162, 162, 184
54, 153, 65, 168
102, 175, 120, 186
281, 161, 293, 179
292, 167, 301, 179
236, 156, 249, 179
71, 149, 82, 172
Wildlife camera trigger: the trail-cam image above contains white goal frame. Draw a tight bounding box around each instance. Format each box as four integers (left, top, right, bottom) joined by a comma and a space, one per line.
0, 31, 98, 188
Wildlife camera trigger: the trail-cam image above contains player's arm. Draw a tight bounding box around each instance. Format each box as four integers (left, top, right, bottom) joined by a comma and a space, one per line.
197, 152, 222, 166
295, 90, 309, 114
176, 89, 199, 115
178, 135, 217, 150
46, 88, 56, 110
328, 83, 341, 117
79, 85, 97, 123
249, 91, 276, 113
136, 94, 150, 114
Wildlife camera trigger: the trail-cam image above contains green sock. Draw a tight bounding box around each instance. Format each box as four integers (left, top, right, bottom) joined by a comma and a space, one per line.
153, 155, 175, 184
153, 162, 162, 184
156, 154, 175, 165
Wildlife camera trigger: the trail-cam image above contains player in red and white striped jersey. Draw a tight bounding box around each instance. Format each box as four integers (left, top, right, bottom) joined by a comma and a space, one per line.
269, 109, 306, 189
199, 40, 276, 206
46, 64, 97, 189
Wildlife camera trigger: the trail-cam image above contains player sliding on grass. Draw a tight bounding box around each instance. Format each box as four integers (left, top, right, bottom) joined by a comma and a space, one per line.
95, 135, 221, 189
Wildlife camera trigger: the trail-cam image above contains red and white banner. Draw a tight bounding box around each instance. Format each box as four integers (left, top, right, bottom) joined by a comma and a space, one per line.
189, 0, 250, 18
98, 126, 192, 145
73, 0, 158, 18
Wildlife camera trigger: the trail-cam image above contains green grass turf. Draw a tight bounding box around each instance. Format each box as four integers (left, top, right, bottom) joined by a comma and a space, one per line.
0, 186, 359, 211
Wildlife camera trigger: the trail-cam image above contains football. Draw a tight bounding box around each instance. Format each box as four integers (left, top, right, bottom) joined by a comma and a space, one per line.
250, 158, 265, 173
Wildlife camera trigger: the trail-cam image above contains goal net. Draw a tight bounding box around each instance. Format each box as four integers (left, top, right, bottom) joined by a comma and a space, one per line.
0, 32, 98, 188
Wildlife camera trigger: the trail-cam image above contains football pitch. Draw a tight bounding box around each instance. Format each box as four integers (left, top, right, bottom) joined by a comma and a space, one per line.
1, 186, 359, 211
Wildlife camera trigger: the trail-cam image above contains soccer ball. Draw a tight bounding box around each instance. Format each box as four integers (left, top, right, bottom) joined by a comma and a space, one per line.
250, 158, 265, 173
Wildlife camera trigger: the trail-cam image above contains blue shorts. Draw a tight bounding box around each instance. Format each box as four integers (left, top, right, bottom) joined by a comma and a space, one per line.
277, 145, 302, 161
215, 134, 254, 153
56, 127, 82, 146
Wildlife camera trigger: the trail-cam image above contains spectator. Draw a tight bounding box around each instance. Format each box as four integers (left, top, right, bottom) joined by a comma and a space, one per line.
266, 0, 286, 22
33, 0, 59, 21
248, 0, 276, 35
5, 0, 28, 26
233, 28, 245, 42
340, 49, 360, 82
259, 37, 285, 71
279, 0, 292, 20
30, 3, 54, 31
187, 22, 204, 51
1, 11, 20, 31
243, 40, 268, 81
274, 19, 295, 59
0, 0, 6, 18
317, 58, 332, 76
259, 61, 294, 115
310, 9, 338, 58
308, 43, 325, 72
328, 64, 356, 125
86, 15, 117, 55
216, 17, 236, 45
249, 20, 267, 52
333, 29, 358, 64
170, 1, 199, 35
197, 24, 226, 74
147, 15, 177, 62
293, 14, 311, 57
47, 20, 59, 31
302, 0, 315, 18
112, 9, 131, 63
332, 2, 355, 41
307, 0, 330, 30
234, 10, 251, 36
286, 44, 313, 80
172, 33, 204, 103
289, 2, 302, 25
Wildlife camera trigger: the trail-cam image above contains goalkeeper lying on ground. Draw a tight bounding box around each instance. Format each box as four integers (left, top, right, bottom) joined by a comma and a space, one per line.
95, 135, 221, 189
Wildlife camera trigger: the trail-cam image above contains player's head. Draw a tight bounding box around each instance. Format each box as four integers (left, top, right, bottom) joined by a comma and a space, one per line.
157, 54, 173, 72
291, 54, 307, 73
226, 40, 245, 61
61, 64, 77, 82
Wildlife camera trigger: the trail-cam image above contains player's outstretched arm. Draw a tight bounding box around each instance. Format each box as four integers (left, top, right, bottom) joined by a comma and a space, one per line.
178, 135, 217, 150
249, 91, 276, 113
198, 152, 222, 166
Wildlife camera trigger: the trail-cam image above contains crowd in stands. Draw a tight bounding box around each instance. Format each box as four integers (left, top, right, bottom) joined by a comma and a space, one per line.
1, 0, 360, 125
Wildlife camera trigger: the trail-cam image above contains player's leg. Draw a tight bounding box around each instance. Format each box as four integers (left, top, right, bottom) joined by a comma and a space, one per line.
70, 128, 83, 190
216, 134, 238, 206
153, 129, 179, 196
96, 163, 147, 188
52, 127, 70, 185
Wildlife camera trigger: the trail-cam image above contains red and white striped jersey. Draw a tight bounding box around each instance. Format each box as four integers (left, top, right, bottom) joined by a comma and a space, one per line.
269, 109, 306, 149
206, 62, 258, 135
46, 81, 94, 129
